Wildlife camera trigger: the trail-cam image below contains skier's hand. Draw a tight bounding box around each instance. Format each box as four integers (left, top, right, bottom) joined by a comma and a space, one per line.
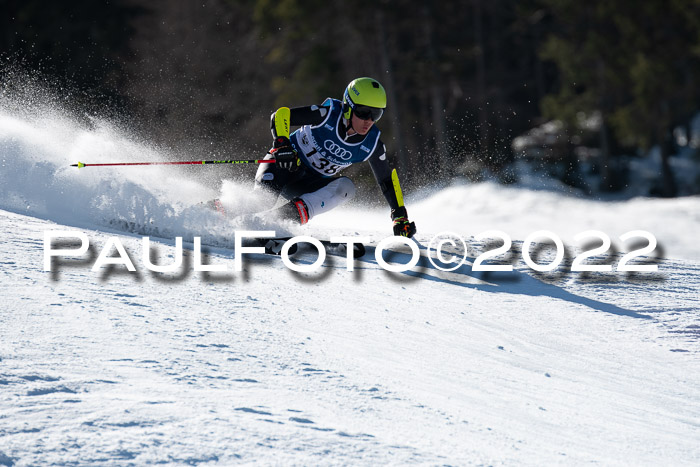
391, 206, 417, 238
270, 136, 299, 172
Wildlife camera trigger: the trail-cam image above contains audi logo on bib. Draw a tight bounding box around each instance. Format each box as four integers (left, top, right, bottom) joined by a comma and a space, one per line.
324, 140, 352, 161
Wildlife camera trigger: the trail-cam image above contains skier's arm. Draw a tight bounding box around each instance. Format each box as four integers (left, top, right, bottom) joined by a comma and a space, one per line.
368, 144, 399, 209
270, 104, 330, 139
368, 143, 417, 238
268, 104, 330, 171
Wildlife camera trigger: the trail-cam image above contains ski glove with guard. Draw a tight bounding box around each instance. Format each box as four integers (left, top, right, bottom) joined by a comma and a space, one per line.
391, 206, 417, 238
270, 136, 299, 172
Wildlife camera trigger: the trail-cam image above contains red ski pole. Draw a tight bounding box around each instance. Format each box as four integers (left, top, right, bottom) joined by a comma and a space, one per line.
70, 159, 276, 169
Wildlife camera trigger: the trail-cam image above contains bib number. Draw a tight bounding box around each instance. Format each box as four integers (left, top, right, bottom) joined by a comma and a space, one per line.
309, 154, 342, 175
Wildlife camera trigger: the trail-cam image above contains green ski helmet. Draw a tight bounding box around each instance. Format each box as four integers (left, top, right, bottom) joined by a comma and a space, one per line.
343, 77, 386, 122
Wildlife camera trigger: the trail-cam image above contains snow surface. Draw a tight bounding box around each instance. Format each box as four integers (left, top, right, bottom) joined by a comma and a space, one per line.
2, 102, 700, 465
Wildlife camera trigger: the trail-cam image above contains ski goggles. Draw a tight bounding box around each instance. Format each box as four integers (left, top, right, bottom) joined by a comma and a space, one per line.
352, 105, 384, 122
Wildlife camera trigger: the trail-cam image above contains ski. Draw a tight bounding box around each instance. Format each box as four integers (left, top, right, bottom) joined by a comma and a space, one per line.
248, 237, 366, 258
257, 237, 299, 256
325, 239, 366, 259
245, 237, 298, 256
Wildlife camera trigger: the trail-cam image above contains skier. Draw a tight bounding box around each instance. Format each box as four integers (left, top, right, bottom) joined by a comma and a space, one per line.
255, 77, 417, 238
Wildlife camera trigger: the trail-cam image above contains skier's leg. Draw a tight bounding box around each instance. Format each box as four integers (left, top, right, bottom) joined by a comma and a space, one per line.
254, 153, 297, 208
271, 176, 356, 224
255, 154, 283, 192
298, 176, 356, 219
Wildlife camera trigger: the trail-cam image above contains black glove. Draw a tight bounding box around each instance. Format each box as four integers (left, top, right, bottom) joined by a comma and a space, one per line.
391, 206, 417, 238
270, 136, 299, 172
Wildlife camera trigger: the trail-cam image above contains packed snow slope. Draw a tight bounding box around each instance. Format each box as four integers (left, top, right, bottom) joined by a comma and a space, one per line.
1, 101, 700, 465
